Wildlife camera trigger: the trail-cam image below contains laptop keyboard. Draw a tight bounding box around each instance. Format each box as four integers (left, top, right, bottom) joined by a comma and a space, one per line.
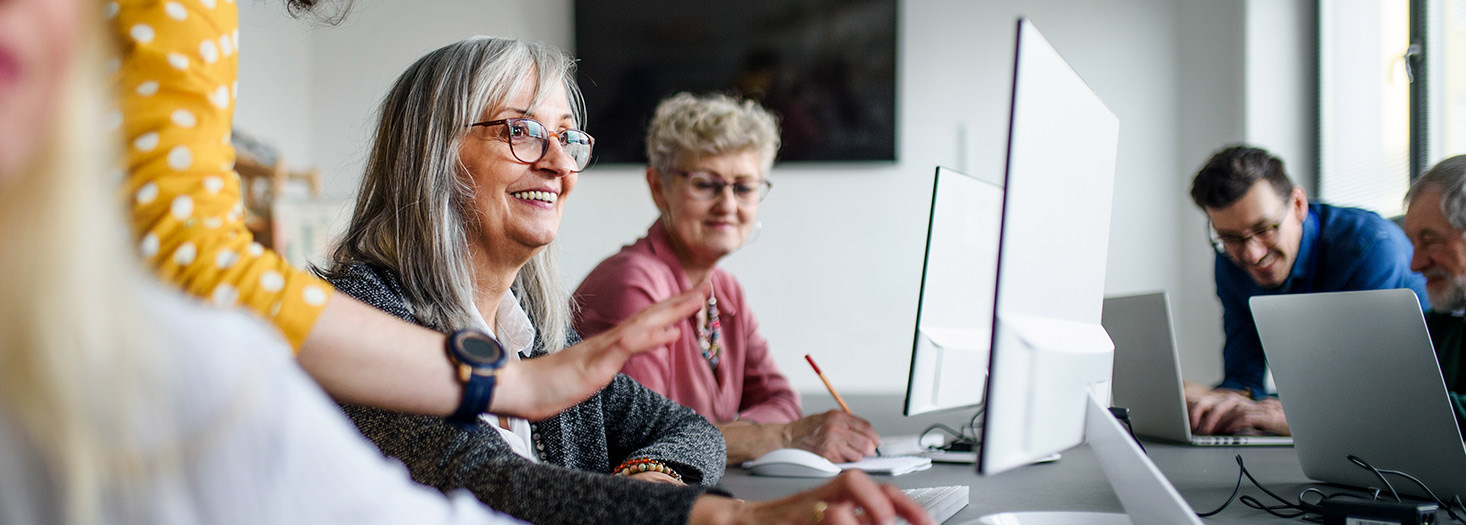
900, 485, 970, 524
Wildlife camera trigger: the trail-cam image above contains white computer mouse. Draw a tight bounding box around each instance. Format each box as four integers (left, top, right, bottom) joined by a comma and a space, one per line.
742, 448, 842, 478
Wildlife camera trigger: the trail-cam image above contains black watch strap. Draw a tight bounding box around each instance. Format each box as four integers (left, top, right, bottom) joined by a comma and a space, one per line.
448, 373, 496, 427
445, 329, 505, 428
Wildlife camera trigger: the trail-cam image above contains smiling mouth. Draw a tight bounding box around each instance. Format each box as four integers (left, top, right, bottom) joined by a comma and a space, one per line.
510, 191, 558, 204
1248, 252, 1278, 269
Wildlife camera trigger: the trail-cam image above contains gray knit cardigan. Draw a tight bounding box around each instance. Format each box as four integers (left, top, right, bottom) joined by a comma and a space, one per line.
327, 263, 728, 525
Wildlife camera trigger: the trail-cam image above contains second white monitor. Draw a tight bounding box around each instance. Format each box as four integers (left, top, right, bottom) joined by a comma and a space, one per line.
904, 168, 1004, 416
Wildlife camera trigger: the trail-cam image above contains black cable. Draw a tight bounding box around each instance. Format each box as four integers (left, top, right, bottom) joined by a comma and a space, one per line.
1348, 455, 1466, 523
1238, 455, 1313, 511
967, 404, 984, 438
1238, 495, 1310, 519
1376, 468, 1461, 522
1107, 407, 1147, 455
1195, 456, 1244, 517
917, 423, 969, 451
1397, 472, 1461, 522
1299, 488, 1370, 506
918, 404, 986, 453
1347, 455, 1401, 502
917, 423, 965, 441
1197, 455, 1321, 519
1204, 454, 1466, 522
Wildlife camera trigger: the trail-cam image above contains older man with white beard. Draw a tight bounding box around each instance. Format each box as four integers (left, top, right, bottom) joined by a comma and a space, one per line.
1402, 154, 1466, 439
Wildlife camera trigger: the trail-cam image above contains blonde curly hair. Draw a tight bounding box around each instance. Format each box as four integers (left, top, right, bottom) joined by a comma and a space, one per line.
644, 92, 780, 176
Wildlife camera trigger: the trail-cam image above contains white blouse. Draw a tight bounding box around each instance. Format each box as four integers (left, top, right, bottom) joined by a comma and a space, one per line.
468, 291, 540, 462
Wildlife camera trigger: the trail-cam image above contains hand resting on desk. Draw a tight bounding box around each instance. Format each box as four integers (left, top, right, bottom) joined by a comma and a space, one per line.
721, 410, 881, 464
788, 410, 882, 462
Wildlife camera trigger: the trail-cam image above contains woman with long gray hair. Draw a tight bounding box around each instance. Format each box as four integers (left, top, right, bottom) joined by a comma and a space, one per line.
115, 0, 659, 434
322, 36, 932, 525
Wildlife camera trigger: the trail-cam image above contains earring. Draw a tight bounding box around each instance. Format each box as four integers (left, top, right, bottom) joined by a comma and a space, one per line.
745, 220, 763, 246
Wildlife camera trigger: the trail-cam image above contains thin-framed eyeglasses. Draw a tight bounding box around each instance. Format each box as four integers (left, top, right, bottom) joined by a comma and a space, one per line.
676, 171, 772, 203
1208, 200, 1292, 255
468, 117, 595, 172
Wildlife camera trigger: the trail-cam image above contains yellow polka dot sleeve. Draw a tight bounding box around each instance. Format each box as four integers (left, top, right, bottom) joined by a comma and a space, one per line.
111, 0, 329, 350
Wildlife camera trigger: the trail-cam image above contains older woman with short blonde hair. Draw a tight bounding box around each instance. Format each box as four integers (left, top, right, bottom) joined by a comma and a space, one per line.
576, 93, 881, 464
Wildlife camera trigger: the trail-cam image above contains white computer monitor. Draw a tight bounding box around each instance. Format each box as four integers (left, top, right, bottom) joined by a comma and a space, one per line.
903, 167, 1003, 416
948, 18, 1203, 524
976, 14, 1119, 476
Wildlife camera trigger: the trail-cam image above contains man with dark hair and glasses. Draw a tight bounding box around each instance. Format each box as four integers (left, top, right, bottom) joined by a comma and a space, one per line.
1187, 145, 1427, 436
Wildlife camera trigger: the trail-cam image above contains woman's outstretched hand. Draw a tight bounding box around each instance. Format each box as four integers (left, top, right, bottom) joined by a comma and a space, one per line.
491, 282, 710, 420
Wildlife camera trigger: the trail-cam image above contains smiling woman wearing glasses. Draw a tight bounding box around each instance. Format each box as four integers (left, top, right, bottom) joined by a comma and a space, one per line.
1185, 145, 1428, 439
319, 41, 929, 525
575, 93, 881, 466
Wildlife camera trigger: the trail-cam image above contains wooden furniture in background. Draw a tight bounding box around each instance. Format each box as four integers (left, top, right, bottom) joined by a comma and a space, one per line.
234, 154, 322, 251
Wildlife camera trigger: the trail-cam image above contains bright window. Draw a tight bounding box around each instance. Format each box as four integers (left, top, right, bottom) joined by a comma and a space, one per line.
1427, 0, 1466, 165
1319, 0, 1466, 217
1319, 0, 1411, 217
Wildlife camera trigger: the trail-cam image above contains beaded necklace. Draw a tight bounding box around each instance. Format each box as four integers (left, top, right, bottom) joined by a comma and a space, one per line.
696, 286, 722, 370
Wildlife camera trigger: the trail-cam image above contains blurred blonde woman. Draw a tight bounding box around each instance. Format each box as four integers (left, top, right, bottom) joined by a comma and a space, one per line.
0, 1, 532, 523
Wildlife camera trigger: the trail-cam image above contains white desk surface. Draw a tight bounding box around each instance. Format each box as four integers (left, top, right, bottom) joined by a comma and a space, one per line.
722, 393, 1323, 524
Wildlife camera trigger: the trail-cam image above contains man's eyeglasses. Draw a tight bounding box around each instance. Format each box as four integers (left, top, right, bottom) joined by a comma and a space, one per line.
468, 117, 594, 172
1208, 201, 1292, 255
676, 171, 772, 203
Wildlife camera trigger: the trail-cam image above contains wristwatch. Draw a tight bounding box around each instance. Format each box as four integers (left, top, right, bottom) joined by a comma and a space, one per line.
445, 329, 508, 426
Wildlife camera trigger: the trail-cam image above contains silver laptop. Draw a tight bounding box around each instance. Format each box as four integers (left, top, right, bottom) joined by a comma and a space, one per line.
1252, 289, 1466, 500
1103, 292, 1293, 446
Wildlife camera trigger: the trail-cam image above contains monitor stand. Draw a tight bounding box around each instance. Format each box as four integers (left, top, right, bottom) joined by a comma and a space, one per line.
975, 392, 1203, 525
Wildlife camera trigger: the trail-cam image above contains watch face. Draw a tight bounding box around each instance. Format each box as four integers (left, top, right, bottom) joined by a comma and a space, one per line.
459, 334, 504, 363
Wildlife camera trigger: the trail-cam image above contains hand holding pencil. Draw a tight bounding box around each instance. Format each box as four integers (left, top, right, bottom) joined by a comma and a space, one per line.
790, 354, 882, 461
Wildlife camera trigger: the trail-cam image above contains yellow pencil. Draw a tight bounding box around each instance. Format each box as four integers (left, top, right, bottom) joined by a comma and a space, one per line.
804, 354, 853, 414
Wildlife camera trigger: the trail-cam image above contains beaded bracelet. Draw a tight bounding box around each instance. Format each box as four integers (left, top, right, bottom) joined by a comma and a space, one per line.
613, 457, 683, 482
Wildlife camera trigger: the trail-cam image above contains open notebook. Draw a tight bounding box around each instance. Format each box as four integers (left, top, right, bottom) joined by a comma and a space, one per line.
838, 455, 933, 476
744, 448, 931, 477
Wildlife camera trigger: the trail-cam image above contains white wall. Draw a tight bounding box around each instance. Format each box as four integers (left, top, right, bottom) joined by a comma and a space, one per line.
236, 1, 315, 169
1246, 0, 1319, 195
236, 0, 1316, 394
1172, 1, 1246, 388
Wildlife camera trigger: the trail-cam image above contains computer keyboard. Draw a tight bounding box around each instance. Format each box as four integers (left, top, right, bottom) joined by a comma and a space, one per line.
900, 485, 969, 524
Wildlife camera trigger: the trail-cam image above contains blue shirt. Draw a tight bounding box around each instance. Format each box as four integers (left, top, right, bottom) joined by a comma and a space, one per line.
1215, 203, 1429, 395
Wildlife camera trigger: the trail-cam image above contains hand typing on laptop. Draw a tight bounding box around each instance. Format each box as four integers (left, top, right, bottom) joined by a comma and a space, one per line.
1185, 381, 1290, 436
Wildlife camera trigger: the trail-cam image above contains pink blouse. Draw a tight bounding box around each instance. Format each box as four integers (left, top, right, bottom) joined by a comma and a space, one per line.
574, 222, 802, 425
